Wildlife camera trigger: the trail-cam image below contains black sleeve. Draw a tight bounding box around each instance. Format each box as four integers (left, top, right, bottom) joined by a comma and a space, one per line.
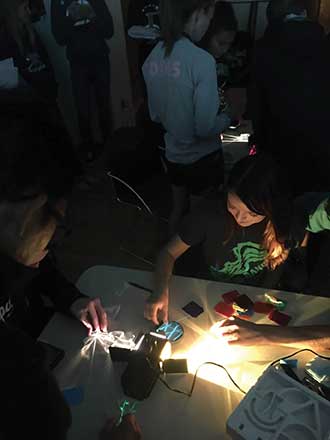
36, 256, 87, 314
89, 0, 114, 39
0, 324, 71, 440
178, 203, 212, 247
51, 0, 73, 46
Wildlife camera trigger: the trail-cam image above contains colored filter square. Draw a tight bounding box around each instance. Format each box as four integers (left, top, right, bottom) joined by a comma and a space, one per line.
222, 290, 240, 304
182, 301, 204, 318
254, 302, 274, 314
214, 302, 235, 318
268, 309, 292, 326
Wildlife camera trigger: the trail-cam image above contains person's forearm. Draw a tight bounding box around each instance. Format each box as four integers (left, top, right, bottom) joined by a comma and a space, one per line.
153, 249, 175, 299
264, 326, 330, 352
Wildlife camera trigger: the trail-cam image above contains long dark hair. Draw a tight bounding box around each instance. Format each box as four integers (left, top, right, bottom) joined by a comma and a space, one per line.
160, 0, 214, 57
225, 154, 292, 269
200, 1, 238, 49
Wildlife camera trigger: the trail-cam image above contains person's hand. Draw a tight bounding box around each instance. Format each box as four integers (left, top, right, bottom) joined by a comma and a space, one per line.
99, 415, 142, 440
213, 317, 270, 346
144, 292, 168, 325
26, 53, 46, 73
71, 297, 108, 335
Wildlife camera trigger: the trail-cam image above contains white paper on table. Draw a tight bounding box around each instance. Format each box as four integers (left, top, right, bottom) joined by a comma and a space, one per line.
0, 58, 19, 90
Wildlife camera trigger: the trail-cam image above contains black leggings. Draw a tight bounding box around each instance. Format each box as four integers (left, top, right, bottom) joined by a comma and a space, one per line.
70, 57, 111, 148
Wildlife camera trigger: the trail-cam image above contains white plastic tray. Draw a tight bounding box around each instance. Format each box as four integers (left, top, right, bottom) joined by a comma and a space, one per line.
227, 366, 330, 440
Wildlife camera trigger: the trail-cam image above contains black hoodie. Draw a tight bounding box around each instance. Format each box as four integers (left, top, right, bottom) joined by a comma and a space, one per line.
0, 323, 72, 439
0, 254, 86, 332
251, 20, 330, 157
0, 254, 85, 439
51, 0, 114, 63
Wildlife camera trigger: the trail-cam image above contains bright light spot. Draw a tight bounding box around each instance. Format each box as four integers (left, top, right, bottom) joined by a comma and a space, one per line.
160, 341, 172, 361
222, 133, 250, 144
81, 331, 136, 360
172, 325, 260, 393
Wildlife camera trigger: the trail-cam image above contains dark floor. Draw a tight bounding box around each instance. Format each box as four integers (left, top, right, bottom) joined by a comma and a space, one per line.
55, 122, 251, 284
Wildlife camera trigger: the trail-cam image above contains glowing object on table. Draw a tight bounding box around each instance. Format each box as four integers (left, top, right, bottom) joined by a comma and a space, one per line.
117, 400, 138, 427
172, 322, 258, 392
156, 321, 184, 342
81, 330, 136, 359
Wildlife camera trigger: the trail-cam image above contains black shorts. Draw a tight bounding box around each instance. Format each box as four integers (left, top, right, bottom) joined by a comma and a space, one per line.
164, 150, 224, 195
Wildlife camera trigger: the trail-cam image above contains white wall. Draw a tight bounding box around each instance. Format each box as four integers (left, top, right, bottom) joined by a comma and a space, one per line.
35, 0, 135, 143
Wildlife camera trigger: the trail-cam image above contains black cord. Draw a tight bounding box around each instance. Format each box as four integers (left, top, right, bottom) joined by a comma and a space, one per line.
159, 361, 247, 396
270, 348, 330, 368
159, 349, 330, 398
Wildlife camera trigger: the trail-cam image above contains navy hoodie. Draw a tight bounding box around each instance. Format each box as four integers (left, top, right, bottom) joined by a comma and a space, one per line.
251, 20, 330, 156
51, 0, 114, 63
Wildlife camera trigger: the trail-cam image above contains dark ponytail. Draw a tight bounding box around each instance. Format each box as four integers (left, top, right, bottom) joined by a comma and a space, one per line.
160, 0, 214, 57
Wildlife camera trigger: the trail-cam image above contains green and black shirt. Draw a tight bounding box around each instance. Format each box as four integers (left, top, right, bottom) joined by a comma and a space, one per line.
179, 198, 285, 288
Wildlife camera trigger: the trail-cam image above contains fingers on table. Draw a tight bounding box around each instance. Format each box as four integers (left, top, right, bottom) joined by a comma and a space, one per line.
144, 302, 159, 325
85, 298, 108, 333
87, 301, 101, 332
94, 298, 108, 332
159, 303, 169, 324
81, 311, 94, 335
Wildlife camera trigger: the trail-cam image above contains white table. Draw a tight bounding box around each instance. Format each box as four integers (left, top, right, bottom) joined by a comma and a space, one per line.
40, 266, 330, 440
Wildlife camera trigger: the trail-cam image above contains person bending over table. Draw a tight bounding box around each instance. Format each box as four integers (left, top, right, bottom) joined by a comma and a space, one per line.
145, 154, 295, 325
213, 192, 330, 353
0, 111, 140, 439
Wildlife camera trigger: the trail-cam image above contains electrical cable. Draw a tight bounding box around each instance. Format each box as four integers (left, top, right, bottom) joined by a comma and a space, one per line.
159, 349, 330, 399
107, 172, 153, 215
269, 348, 330, 367
159, 361, 247, 396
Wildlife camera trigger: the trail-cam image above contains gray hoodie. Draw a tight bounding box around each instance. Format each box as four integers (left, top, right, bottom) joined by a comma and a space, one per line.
143, 37, 230, 164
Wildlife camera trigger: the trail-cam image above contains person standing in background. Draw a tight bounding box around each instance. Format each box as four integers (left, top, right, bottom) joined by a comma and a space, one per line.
143, 0, 232, 235
51, 0, 114, 163
199, 1, 238, 114
249, 0, 330, 195
0, 0, 57, 101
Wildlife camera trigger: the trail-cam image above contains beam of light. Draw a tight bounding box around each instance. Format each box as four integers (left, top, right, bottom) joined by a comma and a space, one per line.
80, 331, 136, 360
160, 341, 172, 362
222, 133, 250, 145
171, 322, 263, 393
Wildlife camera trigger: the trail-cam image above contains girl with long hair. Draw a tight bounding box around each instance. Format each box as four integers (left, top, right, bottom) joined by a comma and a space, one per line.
144, 154, 294, 325
200, 1, 238, 61
142, 0, 232, 235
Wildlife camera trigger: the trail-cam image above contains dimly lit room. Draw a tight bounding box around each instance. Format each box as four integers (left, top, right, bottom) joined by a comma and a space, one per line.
0, 0, 330, 439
